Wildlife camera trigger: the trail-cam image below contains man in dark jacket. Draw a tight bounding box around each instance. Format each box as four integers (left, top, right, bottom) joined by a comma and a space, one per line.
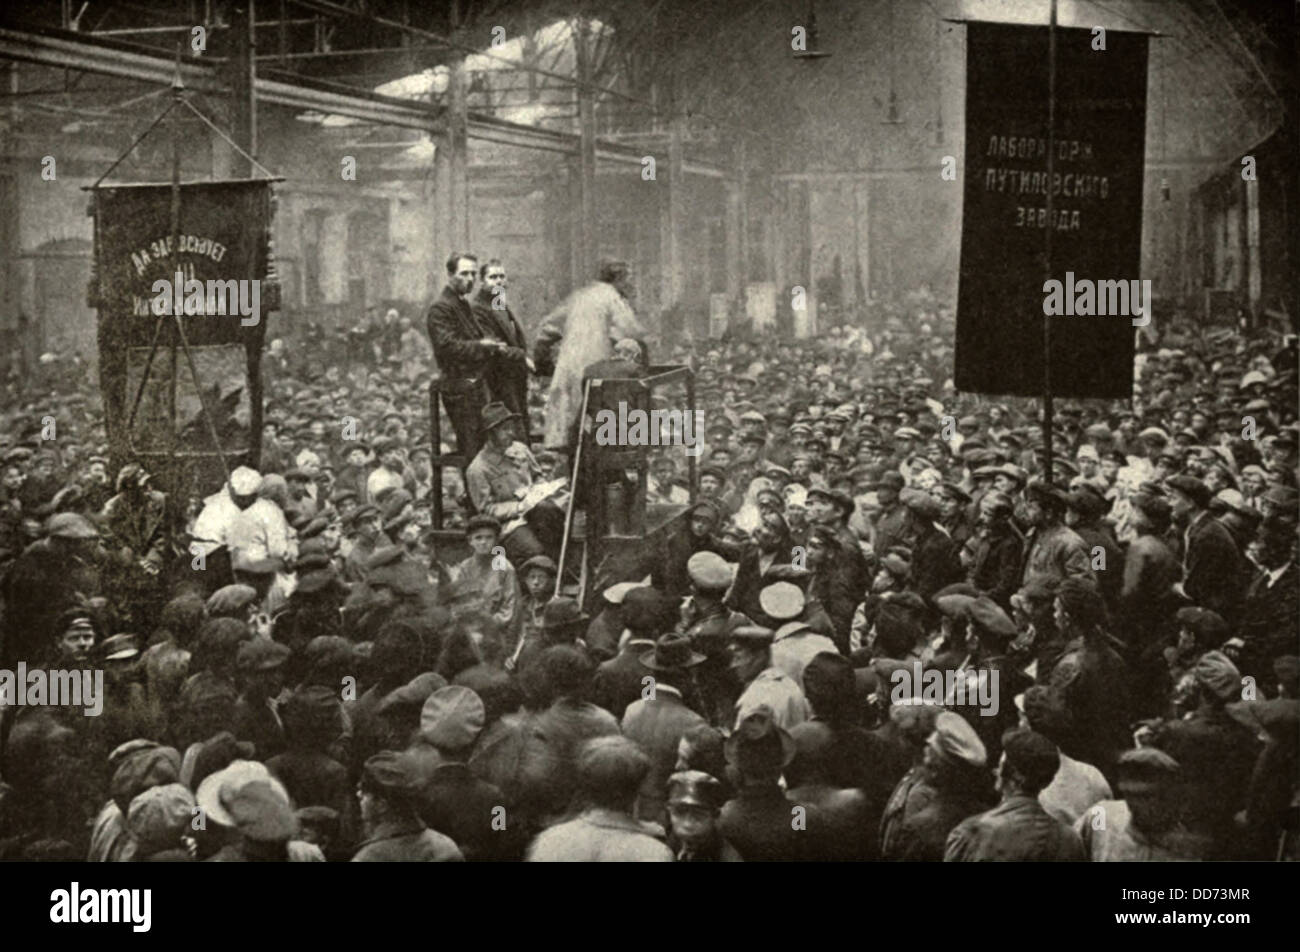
591, 587, 672, 718
1236, 518, 1298, 686
805, 487, 872, 602
945, 727, 1085, 861
1049, 578, 1132, 777
968, 490, 1023, 612
1065, 486, 1123, 610
412, 686, 512, 861
1169, 475, 1245, 626
880, 710, 992, 861
1146, 650, 1263, 859
470, 258, 530, 416
2, 512, 104, 669
353, 751, 464, 862
718, 709, 825, 861
1117, 493, 1181, 713
901, 488, 961, 601
652, 499, 738, 599
426, 251, 503, 460
676, 551, 752, 728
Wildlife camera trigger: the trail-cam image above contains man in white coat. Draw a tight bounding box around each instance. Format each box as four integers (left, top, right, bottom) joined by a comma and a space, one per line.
535, 259, 648, 455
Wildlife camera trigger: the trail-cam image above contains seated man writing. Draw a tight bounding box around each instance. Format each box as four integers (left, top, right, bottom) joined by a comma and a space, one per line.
465, 402, 566, 565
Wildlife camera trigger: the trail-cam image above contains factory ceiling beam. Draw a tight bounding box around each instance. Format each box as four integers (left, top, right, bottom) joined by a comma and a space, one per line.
0, 24, 447, 130
0, 24, 727, 177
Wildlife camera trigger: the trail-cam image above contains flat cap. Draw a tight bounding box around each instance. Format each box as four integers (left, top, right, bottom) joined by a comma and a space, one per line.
196, 761, 296, 842
1025, 480, 1069, 507
759, 581, 805, 622
1167, 474, 1212, 509
206, 584, 259, 616
465, 514, 501, 535
47, 512, 99, 539
101, 633, 141, 662
939, 482, 972, 504
900, 487, 942, 520
362, 750, 425, 796
520, 555, 558, 576
967, 595, 1018, 640
378, 672, 448, 713
1175, 606, 1229, 643
126, 782, 196, 856
236, 638, 291, 672
686, 551, 733, 591
1193, 650, 1242, 702
420, 685, 486, 750
927, 710, 987, 768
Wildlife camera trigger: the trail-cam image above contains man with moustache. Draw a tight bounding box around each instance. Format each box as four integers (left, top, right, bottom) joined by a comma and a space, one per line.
427, 251, 507, 461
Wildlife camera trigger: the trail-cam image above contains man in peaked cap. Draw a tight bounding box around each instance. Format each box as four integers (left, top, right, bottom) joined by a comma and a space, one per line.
870, 469, 909, 558
880, 710, 992, 862
449, 513, 519, 645
1112, 492, 1178, 708
760, 582, 838, 691
232, 639, 292, 760
354, 751, 464, 862
652, 496, 742, 599
1065, 486, 1123, 609
665, 770, 741, 862
674, 551, 751, 727
803, 484, 872, 610
621, 634, 709, 824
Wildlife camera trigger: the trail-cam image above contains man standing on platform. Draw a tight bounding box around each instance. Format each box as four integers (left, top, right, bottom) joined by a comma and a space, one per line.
427, 252, 507, 461
536, 259, 648, 456
471, 258, 530, 417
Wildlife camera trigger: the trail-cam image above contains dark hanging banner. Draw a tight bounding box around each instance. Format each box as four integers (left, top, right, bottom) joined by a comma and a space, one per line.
90, 180, 278, 464
955, 22, 1148, 398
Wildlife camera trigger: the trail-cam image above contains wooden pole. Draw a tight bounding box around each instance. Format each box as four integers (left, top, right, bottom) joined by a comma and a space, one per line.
573, 16, 597, 284
1041, 0, 1058, 484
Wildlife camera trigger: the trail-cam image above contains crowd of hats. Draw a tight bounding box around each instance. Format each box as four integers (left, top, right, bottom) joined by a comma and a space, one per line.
0, 286, 1295, 862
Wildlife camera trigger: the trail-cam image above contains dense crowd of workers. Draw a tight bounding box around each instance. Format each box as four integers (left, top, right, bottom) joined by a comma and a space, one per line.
0, 263, 1295, 862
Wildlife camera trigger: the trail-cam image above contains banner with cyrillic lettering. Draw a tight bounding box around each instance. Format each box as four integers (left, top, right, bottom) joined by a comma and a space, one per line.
91, 180, 277, 457
954, 22, 1148, 398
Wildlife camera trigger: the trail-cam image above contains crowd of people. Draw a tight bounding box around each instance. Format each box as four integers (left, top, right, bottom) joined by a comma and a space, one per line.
0, 255, 1295, 862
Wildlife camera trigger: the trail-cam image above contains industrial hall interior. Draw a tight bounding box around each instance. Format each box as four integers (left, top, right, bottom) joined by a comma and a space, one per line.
0, 0, 1295, 867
